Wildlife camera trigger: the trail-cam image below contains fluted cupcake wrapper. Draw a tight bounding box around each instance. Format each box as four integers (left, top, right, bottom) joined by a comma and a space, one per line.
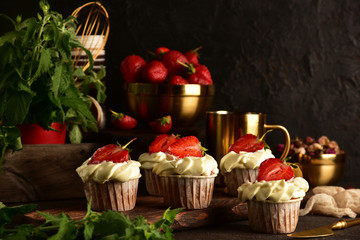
223, 168, 258, 196
161, 175, 216, 209
84, 179, 139, 212
144, 169, 162, 197
247, 198, 302, 234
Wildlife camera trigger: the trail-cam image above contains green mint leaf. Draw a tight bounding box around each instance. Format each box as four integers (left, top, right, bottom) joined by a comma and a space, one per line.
83, 221, 95, 240
37, 211, 64, 225
2, 224, 36, 240
0, 203, 37, 230
31, 48, 51, 81
69, 38, 94, 71
73, 68, 86, 79
68, 124, 82, 144
47, 214, 78, 240
0, 31, 20, 46
52, 62, 71, 98
55, 32, 72, 61
21, 17, 39, 48
4, 89, 33, 125
39, 0, 50, 13
92, 211, 130, 237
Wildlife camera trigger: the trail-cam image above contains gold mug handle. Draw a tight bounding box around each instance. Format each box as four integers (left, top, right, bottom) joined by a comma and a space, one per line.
264, 124, 290, 161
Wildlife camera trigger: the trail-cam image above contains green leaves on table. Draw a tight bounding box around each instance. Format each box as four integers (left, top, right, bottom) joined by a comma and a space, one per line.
0, 202, 182, 240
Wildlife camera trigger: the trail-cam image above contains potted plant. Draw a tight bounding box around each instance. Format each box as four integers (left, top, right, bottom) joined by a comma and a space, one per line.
0, 0, 106, 170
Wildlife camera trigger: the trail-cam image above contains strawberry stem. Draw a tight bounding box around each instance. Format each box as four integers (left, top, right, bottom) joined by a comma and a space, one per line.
259, 129, 273, 141
177, 60, 195, 74
109, 108, 118, 115
109, 108, 124, 120
192, 46, 203, 54
120, 138, 137, 150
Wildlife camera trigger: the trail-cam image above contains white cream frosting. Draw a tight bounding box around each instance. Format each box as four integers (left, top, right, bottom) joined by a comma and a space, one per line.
152, 153, 219, 176
138, 152, 167, 170
237, 177, 309, 202
76, 159, 141, 184
220, 149, 275, 173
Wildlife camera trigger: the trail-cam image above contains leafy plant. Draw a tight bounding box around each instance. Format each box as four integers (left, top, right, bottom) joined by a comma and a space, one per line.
0, 201, 182, 239
0, 0, 106, 170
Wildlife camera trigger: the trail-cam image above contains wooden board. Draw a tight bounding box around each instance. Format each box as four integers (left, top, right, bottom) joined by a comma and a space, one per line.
1, 143, 101, 202
19, 190, 248, 230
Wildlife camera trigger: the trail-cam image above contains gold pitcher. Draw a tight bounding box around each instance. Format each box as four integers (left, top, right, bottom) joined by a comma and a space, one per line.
206, 111, 291, 185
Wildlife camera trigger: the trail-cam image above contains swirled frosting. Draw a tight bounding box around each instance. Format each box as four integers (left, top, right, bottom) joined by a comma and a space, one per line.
152, 154, 219, 176
237, 177, 309, 202
220, 149, 275, 173
138, 152, 167, 170
76, 159, 141, 184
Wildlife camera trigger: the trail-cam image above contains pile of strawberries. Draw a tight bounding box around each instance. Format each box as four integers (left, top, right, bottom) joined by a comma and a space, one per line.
120, 47, 213, 85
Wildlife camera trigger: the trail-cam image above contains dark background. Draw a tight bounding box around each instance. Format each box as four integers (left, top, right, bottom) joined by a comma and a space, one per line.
1, 0, 359, 187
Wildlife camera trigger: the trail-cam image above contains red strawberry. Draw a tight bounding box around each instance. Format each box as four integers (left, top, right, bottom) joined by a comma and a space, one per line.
169, 75, 189, 85
155, 47, 170, 59
162, 50, 189, 75
149, 115, 172, 133
149, 134, 178, 153
185, 64, 213, 85
89, 139, 136, 164
166, 136, 203, 158
110, 109, 137, 130
229, 134, 264, 153
120, 55, 146, 83
184, 46, 202, 65
141, 60, 168, 83
257, 158, 294, 181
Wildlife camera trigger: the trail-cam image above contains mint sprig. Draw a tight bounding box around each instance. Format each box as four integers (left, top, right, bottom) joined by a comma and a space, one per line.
0, 0, 107, 170
0, 201, 182, 240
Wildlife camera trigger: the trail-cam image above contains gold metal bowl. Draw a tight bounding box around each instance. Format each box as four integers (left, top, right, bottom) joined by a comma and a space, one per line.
123, 83, 215, 128
297, 151, 346, 187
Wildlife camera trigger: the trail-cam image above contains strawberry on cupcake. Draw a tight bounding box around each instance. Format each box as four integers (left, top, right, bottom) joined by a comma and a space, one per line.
76, 139, 141, 212
138, 134, 178, 196
153, 136, 219, 209
219, 133, 275, 196
238, 158, 309, 234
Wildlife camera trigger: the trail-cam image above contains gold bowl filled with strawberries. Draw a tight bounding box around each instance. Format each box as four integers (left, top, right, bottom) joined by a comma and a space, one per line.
121, 47, 215, 128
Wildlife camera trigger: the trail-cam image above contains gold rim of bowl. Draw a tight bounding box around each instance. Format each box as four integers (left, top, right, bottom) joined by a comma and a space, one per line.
123, 83, 215, 96
298, 151, 346, 165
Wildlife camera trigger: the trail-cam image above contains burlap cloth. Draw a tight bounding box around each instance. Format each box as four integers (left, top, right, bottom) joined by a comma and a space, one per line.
300, 186, 360, 218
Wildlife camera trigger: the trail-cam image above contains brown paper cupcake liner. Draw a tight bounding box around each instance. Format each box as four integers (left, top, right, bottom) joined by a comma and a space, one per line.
223, 168, 258, 196
247, 198, 302, 234
161, 175, 216, 209
84, 178, 139, 212
144, 169, 162, 196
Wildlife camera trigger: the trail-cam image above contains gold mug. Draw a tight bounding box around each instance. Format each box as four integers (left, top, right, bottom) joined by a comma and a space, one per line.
206, 111, 291, 184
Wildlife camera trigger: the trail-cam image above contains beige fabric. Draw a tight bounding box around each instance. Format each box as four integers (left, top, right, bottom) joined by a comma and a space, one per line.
300, 186, 360, 218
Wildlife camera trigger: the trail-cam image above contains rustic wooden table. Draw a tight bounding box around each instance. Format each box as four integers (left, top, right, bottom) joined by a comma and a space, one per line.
9, 191, 360, 240
174, 215, 360, 239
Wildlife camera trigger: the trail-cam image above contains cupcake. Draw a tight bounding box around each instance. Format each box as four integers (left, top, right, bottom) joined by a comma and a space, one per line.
237, 158, 309, 234
153, 136, 219, 209
220, 133, 275, 196
76, 139, 141, 212
138, 134, 178, 196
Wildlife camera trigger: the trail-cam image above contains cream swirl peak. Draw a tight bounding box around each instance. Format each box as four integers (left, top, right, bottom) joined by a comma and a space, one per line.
237, 177, 309, 202
76, 159, 141, 184
152, 153, 219, 176
138, 152, 167, 170
220, 148, 275, 172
